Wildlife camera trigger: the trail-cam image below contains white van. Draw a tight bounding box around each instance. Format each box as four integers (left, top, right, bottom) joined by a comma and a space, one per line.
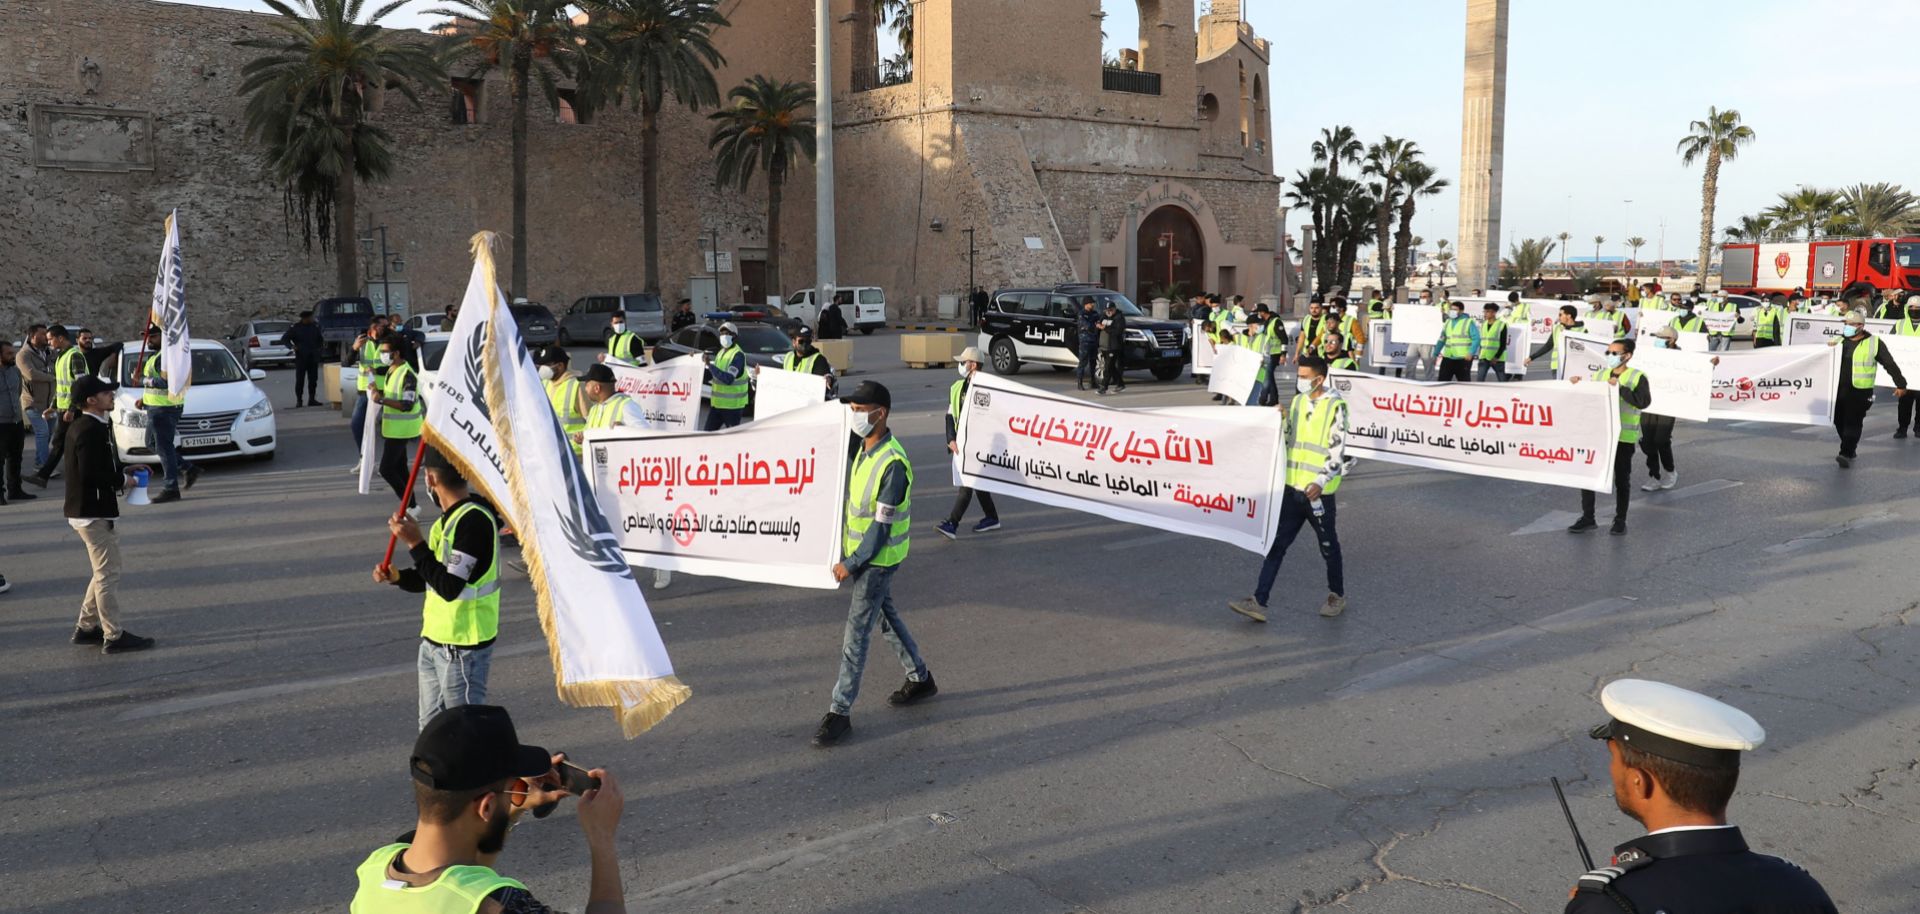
785, 286, 888, 335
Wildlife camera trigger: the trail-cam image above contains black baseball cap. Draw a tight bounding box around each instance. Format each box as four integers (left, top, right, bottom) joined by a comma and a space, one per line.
537, 345, 569, 365
70, 375, 118, 401
581, 363, 616, 384
411, 705, 551, 791
840, 380, 891, 408
791, 325, 814, 341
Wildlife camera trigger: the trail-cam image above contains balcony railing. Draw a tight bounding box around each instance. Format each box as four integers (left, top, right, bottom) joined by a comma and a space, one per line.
852, 65, 912, 93
1102, 66, 1162, 95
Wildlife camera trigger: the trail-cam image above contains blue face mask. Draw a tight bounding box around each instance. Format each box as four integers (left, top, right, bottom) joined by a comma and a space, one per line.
1605, 354, 1624, 369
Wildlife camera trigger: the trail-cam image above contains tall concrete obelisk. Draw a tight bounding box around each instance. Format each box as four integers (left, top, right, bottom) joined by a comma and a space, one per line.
1456, 0, 1508, 293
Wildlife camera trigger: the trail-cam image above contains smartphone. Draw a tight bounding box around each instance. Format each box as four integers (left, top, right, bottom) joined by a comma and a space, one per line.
528, 761, 600, 820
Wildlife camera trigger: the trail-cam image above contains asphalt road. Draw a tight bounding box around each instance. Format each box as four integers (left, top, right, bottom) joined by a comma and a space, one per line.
5, 333, 1919, 913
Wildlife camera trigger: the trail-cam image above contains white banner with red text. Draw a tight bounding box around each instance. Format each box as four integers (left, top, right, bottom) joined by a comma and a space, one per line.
585, 402, 848, 589
604, 357, 703, 429
1707, 345, 1838, 424
955, 372, 1286, 554
1557, 332, 1713, 422
1331, 370, 1621, 492
1785, 313, 1895, 348
752, 366, 830, 420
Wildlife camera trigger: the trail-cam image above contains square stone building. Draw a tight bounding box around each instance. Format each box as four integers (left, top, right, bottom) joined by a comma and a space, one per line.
0, 0, 1277, 332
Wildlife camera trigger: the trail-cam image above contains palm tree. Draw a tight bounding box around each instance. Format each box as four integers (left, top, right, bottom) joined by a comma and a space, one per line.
1363, 136, 1410, 291
1393, 159, 1448, 290
1764, 187, 1845, 241
1286, 166, 1341, 293
1626, 236, 1647, 268
1332, 178, 1375, 292
873, 0, 912, 71
583, 0, 729, 294
1509, 238, 1556, 281
1312, 125, 1363, 183
1724, 213, 1777, 244
1431, 239, 1453, 289
1839, 182, 1918, 237
708, 76, 815, 303
1593, 235, 1605, 264
1676, 107, 1757, 280
1556, 231, 1571, 275
431, 0, 584, 300
237, 0, 442, 297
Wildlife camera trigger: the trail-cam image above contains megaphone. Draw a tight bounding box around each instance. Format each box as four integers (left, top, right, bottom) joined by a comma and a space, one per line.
126, 467, 151, 506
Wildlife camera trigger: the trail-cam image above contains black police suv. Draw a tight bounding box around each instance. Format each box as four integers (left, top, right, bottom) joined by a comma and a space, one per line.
977, 284, 1189, 381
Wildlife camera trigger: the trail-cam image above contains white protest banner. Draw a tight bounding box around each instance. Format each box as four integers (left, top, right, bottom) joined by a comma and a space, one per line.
1701, 310, 1739, 335
956, 372, 1287, 554
1367, 319, 1409, 369
1554, 331, 1615, 381
1708, 345, 1837, 425
145, 210, 192, 398
752, 366, 830, 420
1870, 332, 1920, 389
1392, 304, 1443, 343
1502, 324, 1531, 376
1191, 321, 1218, 375
586, 402, 847, 589
1332, 370, 1621, 492
424, 272, 512, 509
1208, 344, 1263, 403
1583, 317, 1617, 341
357, 401, 383, 496
1622, 308, 1643, 337
1625, 346, 1714, 422
604, 358, 703, 429
1637, 309, 1675, 338
1786, 313, 1894, 347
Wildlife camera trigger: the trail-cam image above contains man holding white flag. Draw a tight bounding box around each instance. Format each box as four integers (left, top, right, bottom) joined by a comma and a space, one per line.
140, 211, 200, 503
137, 324, 201, 502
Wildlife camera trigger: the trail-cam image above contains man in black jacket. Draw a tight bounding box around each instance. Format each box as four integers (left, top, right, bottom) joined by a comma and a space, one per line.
64, 375, 153, 654
1096, 301, 1126, 394
1832, 311, 1907, 468
278, 311, 326, 407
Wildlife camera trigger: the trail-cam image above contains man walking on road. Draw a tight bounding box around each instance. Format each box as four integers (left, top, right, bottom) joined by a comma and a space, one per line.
816, 381, 936, 747
25, 325, 85, 489
1752, 294, 1787, 349
1830, 311, 1906, 468
1889, 298, 1920, 438
1229, 355, 1349, 622
348, 317, 389, 456
1475, 303, 1509, 382
938, 348, 1000, 540
371, 336, 422, 512
138, 325, 202, 504
1434, 300, 1479, 382
64, 375, 154, 654
16, 324, 54, 471
278, 311, 326, 407
0, 340, 26, 504
702, 322, 748, 430
1568, 339, 1651, 536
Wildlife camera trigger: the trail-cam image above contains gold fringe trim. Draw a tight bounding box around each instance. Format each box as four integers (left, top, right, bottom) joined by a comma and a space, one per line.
468, 237, 689, 738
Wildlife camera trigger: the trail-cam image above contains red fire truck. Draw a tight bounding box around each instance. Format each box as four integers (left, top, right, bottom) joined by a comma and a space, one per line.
1720, 237, 1920, 297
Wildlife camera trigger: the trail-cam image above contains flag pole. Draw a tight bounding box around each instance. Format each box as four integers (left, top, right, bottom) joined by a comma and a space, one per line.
378, 438, 430, 572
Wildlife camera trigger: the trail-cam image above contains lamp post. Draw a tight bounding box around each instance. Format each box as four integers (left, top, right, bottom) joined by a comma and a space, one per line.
358, 224, 406, 317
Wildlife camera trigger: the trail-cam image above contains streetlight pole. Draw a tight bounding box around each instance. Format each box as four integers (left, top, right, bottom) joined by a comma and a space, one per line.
814, 0, 837, 317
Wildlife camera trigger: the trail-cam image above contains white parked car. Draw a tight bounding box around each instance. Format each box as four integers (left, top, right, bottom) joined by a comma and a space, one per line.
221, 318, 296, 368
402, 313, 446, 335
102, 340, 277, 464
340, 331, 453, 407
784, 286, 888, 334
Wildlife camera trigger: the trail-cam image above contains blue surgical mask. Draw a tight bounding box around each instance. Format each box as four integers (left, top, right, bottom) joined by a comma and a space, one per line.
1605, 354, 1623, 369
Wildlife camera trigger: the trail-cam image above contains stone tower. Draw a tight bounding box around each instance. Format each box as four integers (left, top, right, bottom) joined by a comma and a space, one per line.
1456, 0, 1508, 292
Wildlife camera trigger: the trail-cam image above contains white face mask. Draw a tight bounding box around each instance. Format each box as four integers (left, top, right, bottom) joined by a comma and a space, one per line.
610, 322, 625, 332
849, 407, 876, 437
957, 364, 971, 378
1297, 376, 1317, 394
538, 365, 555, 381
379, 352, 394, 366
719, 335, 735, 348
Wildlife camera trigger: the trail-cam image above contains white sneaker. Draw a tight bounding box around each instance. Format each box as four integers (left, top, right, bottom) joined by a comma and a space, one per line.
1660, 473, 1678, 490
653, 568, 672, 589
1640, 479, 1662, 492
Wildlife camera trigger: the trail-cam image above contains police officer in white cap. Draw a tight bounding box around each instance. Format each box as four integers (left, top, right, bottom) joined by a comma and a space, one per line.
1565, 679, 1836, 913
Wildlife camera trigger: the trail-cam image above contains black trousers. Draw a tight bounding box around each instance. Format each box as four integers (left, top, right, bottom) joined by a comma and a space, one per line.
1581, 441, 1636, 521
1836, 391, 1873, 458
1898, 392, 1920, 433
1640, 414, 1676, 477
946, 487, 998, 524
0, 421, 22, 496
1754, 338, 1779, 349
1436, 358, 1472, 382
293, 352, 321, 403
34, 413, 69, 479
380, 435, 418, 506
1097, 349, 1123, 391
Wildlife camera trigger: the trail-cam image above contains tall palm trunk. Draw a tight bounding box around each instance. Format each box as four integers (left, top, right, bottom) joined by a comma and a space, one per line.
765, 167, 783, 302
334, 123, 359, 298
1392, 203, 1416, 290
1311, 208, 1333, 293
1697, 149, 1720, 282
1373, 203, 1392, 292
510, 49, 532, 300
641, 98, 661, 295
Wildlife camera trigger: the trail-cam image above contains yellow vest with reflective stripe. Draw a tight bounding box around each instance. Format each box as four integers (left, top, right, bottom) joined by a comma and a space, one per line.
1549, 322, 1585, 372
1440, 316, 1474, 359
546, 375, 585, 438
53, 347, 84, 409
356, 340, 382, 391
1477, 320, 1507, 361
586, 393, 634, 430
1595, 367, 1645, 444
948, 377, 967, 420
710, 346, 748, 410
419, 501, 501, 646
351, 844, 523, 914
783, 351, 822, 374
1755, 306, 1786, 341
607, 331, 641, 362
1895, 318, 1920, 338
1670, 314, 1705, 334
1328, 356, 1357, 371
142, 353, 184, 407
380, 363, 422, 439
1286, 393, 1345, 494
844, 435, 912, 567
1851, 336, 1881, 390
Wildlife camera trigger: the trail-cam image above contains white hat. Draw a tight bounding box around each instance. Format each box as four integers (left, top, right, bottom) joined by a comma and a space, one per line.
720, 321, 740, 334
957, 346, 985, 364
1590, 679, 1765, 770
1844, 310, 1867, 326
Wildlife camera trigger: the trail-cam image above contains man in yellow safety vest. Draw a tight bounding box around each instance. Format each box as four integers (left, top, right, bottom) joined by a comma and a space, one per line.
1831, 311, 1907, 467
1228, 354, 1348, 621
703, 321, 749, 430
1567, 338, 1651, 536
538, 346, 587, 453
137, 324, 202, 503
369, 336, 422, 514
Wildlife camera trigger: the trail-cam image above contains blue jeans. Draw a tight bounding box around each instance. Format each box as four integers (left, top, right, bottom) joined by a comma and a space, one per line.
1253, 488, 1344, 606
1708, 335, 1731, 351
1476, 360, 1507, 382
145, 405, 195, 489
417, 639, 493, 730
349, 392, 370, 451
28, 410, 49, 468
830, 563, 928, 715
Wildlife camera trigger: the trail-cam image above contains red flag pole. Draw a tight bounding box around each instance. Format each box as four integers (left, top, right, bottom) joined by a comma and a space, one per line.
378, 438, 430, 573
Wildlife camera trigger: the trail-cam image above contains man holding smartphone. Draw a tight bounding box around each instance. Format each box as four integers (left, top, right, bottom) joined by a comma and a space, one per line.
352, 704, 627, 914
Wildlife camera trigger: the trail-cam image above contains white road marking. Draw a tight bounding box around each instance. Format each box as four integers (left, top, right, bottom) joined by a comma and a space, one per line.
1729, 421, 1770, 429
198, 530, 366, 554
1763, 511, 1897, 555
1331, 597, 1637, 698
1655, 479, 1743, 501
117, 640, 547, 721
1509, 510, 1583, 536
637, 814, 947, 909
1101, 531, 1179, 551
1794, 425, 1831, 436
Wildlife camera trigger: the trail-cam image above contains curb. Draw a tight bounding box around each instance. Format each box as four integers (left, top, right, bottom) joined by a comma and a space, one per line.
889, 324, 970, 333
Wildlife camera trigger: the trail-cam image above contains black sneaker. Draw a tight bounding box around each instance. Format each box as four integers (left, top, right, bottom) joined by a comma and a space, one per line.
0, 574, 9, 594
1610, 518, 1628, 536
1837, 454, 1852, 469
151, 488, 181, 504
72, 625, 105, 645
102, 631, 155, 654
887, 676, 938, 706
8, 490, 35, 501
23, 473, 47, 489
184, 465, 203, 490
1567, 516, 1599, 533
812, 712, 851, 747
1898, 429, 1909, 439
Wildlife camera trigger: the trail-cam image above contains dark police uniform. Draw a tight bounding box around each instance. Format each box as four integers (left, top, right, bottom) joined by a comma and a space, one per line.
1565, 827, 1835, 913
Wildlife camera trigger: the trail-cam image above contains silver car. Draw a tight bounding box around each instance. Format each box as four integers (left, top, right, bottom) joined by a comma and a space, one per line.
559, 293, 667, 346
223, 318, 295, 368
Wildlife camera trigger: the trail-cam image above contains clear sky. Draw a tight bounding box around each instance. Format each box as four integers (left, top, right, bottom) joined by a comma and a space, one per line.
181, 0, 1916, 262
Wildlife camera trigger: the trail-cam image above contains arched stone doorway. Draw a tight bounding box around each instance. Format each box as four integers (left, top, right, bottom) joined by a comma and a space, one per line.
1137, 205, 1205, 302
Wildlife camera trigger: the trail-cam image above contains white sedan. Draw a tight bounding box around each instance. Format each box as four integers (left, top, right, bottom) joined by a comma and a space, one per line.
103, 340, 277, 464
339, 331, 453, 407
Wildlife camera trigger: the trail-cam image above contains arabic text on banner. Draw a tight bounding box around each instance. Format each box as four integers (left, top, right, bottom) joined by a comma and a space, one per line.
1366, 319, 1409, 369
1192, 320, 1218, 375
1331, 369, 1621, 492
1701, 311, 1739, 335
1207, 344, 1263, 403
424, 271, 513, 509
1501, 324, 1530, 376
752, 366, 830, 421
604, 358, 703, 429
1392, 304, 1443, 342
1558, 333, 1711, 422
586, 402, 847, 589
1707, 345, 1837, 425
425, 232, 687, 738
1786, 313, 1895, 348
955, 372, 1287, 554
147, 210, 192, 398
